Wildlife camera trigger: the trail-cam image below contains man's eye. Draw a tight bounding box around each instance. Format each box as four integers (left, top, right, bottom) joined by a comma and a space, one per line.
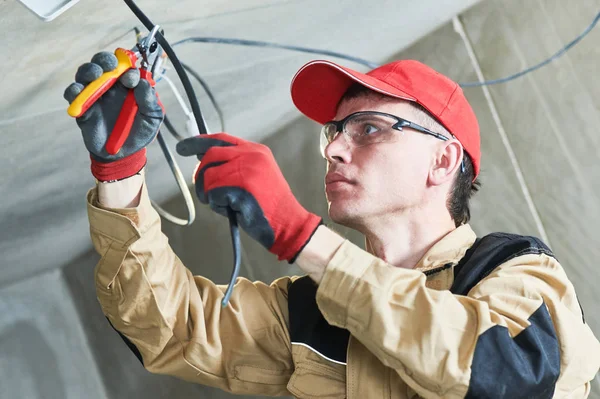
363, 124, 380, 135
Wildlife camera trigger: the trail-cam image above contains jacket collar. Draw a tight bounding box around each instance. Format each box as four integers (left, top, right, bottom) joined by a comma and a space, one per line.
414, 224, 477, 273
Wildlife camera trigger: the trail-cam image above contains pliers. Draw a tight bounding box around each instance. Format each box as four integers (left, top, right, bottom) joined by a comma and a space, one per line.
67, 25, 163, 155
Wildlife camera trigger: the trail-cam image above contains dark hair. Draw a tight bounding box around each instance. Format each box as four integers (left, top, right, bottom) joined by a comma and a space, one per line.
340, 83, 481, 226
448, 153, 480, 226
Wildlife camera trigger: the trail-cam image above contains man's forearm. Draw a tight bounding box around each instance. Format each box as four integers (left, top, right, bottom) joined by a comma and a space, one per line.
295, 225, 345, 283
96, 169, 343, 276
96, 168, 145, 209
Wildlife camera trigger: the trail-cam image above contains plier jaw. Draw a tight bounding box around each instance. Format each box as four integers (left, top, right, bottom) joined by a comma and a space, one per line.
133, 24, 162, 70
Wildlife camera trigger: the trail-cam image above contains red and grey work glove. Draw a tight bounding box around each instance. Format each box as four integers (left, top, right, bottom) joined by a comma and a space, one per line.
176, 133, 322, 262
63, 52, 164, 181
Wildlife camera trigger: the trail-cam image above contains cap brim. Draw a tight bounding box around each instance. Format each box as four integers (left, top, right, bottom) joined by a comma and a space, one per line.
290, 60, 416, 124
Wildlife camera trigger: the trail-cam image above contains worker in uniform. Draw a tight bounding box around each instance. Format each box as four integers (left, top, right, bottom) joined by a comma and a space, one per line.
64, 52, 600, 398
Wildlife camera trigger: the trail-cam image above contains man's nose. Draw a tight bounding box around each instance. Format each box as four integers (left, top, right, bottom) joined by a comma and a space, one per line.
324, 133, 352, 164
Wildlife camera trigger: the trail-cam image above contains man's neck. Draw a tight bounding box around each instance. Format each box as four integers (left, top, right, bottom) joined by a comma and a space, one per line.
362, 210, 456, 269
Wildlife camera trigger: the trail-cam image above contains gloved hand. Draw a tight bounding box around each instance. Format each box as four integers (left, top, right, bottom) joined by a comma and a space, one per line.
176, 133, 322, 262
64, 51, 164, 182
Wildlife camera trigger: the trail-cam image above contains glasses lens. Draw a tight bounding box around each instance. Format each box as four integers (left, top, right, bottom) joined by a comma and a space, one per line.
345, 113, 399, 146
320, 123, 338, 157
322, 123, 339, 142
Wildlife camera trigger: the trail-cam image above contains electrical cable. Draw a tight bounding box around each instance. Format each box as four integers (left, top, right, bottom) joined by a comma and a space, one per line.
172, 8, 600, 88
124, 0, 241, 307
181, 62, 226, 132
172, 37, 379, 69
459, 9, 600, 87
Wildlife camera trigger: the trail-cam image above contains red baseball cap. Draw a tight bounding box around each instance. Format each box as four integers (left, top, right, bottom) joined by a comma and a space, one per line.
290, 60, 481, 177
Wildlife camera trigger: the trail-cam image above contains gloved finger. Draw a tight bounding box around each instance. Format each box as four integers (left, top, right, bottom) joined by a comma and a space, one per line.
119, 68, 140, 89
63, 82, 84, 104
193, 160, 227, 203
133, 79, 162, 116
90, 51, 118, 72
176, 134, 239, 158
75, 62, 104, 85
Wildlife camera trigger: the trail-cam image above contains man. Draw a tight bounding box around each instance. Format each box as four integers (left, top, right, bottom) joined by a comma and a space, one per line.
65, 53, 600, 398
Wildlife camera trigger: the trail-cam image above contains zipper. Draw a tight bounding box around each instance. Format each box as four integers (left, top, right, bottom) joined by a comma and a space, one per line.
422, 263, 453, 276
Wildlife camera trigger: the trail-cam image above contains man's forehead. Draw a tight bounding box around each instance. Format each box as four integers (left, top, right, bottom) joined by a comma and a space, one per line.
334, 94, 415, 120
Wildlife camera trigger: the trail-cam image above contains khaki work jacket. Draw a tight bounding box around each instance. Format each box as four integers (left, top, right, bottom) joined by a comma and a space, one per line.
86, 184, 600, 398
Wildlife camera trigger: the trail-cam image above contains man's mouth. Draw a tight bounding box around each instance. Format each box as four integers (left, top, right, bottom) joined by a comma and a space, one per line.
325, 172, 354, 185
325, 173, 355, 193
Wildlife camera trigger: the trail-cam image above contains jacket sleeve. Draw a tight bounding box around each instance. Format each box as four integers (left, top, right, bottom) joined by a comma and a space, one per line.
86, 183, 294, 397
315, 240, 600, 399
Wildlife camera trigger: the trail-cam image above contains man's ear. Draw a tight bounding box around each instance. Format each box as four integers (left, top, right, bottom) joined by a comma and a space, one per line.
429, 140, 463, 186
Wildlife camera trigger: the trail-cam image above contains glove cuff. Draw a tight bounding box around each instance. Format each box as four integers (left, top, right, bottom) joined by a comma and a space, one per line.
91, 149, 147, 182
287, 217, 325, 264
272, 212, 323, 262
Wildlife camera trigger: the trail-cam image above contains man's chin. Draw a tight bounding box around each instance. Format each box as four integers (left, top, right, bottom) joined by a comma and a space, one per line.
328, 201, 360, 228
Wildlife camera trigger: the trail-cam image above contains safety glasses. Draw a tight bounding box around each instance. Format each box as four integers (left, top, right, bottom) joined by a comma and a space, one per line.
320, 111, 449, 151
320, 110, 465, 172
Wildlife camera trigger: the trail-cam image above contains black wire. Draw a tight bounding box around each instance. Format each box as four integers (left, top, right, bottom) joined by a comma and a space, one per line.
123, 0, 208, 135
172, 37, 380, 69
181, 62, 226, 132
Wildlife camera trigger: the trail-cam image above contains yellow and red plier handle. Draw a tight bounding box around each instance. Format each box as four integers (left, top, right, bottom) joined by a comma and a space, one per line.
67, 48, 157, 155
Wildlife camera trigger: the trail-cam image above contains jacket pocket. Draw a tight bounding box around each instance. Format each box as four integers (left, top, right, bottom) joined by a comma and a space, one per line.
286, 359, 346, 398
234, 364, 292, 386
